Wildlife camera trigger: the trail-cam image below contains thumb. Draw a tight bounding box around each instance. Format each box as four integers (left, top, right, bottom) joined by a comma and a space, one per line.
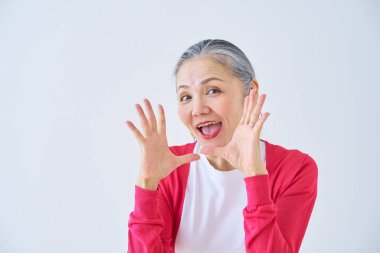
177, 153, 200, 166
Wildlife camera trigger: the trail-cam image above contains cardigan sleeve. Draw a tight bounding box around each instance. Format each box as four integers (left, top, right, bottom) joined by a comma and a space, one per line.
127, 185, 174, 253
243, 154, 318, 253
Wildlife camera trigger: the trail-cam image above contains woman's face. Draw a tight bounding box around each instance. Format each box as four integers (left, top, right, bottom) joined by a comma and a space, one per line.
176, 56, 255, 150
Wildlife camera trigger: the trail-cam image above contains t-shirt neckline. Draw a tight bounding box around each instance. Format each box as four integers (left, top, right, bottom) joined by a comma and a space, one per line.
194, 141, 266, 182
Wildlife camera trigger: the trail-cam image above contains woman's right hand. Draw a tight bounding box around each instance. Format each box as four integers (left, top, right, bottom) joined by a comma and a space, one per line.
126, 98, 200, 190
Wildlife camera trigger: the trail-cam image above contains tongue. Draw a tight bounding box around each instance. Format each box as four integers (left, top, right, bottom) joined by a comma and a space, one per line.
201, 123, 221, 135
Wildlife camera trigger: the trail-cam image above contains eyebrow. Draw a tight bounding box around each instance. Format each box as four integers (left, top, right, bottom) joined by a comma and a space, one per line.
177, 77, 224, 92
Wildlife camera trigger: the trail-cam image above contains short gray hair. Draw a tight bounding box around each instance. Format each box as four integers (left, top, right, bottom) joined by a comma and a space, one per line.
173, 39, 255, 96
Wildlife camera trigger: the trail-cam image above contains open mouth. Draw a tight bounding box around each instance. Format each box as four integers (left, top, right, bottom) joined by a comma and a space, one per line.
196, 121, 222, 140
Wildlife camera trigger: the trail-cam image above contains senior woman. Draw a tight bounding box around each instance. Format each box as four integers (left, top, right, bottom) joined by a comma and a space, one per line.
126, 39, 318, 253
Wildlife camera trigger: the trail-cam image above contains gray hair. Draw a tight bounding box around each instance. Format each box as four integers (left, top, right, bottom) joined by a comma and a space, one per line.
173, 39, 255, 96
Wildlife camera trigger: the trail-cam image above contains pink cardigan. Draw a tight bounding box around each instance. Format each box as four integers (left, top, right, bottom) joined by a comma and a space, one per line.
127, 139, 318, 253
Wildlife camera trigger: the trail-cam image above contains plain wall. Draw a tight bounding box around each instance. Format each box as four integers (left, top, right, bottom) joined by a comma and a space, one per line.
0, 0, 379, 252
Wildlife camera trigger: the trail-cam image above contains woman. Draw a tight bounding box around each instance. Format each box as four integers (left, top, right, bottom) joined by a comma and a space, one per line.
126, 39, 318, 253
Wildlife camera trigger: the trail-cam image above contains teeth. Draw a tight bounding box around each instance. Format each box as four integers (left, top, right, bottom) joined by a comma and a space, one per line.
197, 122, 220, 128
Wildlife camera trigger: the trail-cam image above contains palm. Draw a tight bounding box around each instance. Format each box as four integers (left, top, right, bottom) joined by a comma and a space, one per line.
139, 136, 186, 181
223, 123, 263, 172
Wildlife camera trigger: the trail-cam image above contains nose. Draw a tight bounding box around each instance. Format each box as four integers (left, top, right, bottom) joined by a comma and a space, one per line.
191, 96, 211, 116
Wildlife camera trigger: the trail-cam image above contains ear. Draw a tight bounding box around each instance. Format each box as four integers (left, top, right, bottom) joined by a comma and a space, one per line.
250, 79, 259, 92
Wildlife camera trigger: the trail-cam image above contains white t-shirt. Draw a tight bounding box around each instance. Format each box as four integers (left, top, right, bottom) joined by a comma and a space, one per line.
175, 141, 266, 253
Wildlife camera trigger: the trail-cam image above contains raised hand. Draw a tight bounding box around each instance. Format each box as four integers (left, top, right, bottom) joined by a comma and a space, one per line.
200, 89, 270, 177
126, 98, 200, 190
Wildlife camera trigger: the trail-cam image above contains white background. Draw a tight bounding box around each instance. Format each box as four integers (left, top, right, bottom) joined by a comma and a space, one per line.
1, 0, 379, 252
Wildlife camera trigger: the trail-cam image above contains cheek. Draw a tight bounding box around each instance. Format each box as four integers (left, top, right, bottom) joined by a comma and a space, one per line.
178, 107, 190, 125
215, 98, 242, 117
221, 101, 244, 124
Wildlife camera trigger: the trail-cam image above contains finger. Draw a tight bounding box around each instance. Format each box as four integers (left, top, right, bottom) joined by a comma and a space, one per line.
135, 103, 151, 134
176, 153, 200, 166
143, 98, 157, 132
157, 104, 166, 135
253, 112, 270, 137
125, 120, 145, 143
249, 94, 266, 124
244, 89, 257, 124
239, 95, 249, 125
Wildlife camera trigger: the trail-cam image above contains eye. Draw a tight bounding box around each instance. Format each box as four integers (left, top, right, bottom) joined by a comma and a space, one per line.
206, 88, 221, 95
180, 95, 191, 102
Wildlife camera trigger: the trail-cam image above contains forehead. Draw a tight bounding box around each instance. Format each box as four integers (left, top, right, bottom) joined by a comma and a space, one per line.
176, 56, 234, 87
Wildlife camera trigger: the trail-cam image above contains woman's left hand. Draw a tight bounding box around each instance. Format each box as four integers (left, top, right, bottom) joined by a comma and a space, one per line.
200, 89, 270, 177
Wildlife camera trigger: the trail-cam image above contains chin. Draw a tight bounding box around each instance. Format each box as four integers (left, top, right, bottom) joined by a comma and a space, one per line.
197, 136, 228, 148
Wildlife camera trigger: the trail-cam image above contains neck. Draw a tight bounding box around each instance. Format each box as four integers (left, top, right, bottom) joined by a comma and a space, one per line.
205, 155, 235, 171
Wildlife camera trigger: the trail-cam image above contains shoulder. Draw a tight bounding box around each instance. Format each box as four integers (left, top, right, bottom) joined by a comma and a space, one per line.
264, 140, 318, 188
157, 142, 196, 210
